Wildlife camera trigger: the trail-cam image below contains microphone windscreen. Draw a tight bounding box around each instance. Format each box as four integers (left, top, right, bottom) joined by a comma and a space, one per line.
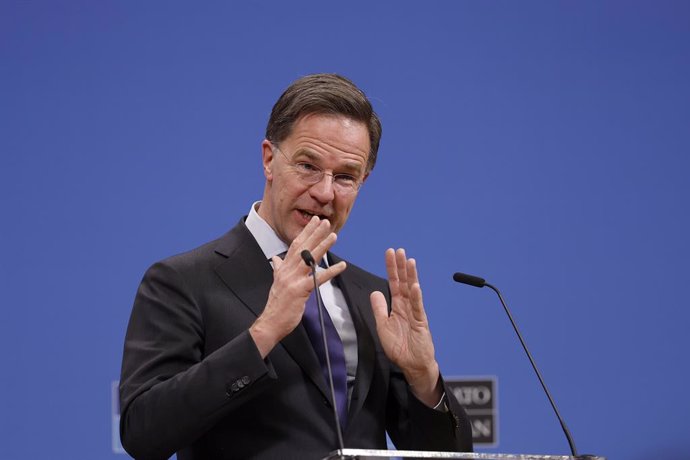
453, 272, 486, 288
300, 249, 315, 267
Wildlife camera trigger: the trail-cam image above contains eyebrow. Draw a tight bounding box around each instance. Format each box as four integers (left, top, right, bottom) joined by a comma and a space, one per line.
293, 149, 365, 176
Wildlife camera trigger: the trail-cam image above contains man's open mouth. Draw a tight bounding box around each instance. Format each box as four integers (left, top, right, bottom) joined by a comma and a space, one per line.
299, 209, 329, 221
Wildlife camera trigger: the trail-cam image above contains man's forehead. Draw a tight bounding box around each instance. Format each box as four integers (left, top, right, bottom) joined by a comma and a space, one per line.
291, 112, 366, 132
286, 113, 369, 152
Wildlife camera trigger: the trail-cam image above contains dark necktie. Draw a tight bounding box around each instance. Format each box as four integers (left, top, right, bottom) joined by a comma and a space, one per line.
301, 267, 348, 430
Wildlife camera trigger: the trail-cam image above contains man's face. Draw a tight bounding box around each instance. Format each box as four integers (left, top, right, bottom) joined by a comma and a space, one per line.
258, 113, 370, 245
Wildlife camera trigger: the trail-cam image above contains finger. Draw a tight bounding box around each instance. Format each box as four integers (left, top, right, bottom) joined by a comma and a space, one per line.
283, 218, 332, 274
370, 291, 390, 327
291, 219, 333, 267
316, 260, 347, 286
385, 248, 400, 297
309, 231, 338, 263
301, 218, 332, 252
287, 215, 322, 258
272, 254, 313, 297
409, 282, 428, 323
407, 257, 420, 290
395, 248, 410, 299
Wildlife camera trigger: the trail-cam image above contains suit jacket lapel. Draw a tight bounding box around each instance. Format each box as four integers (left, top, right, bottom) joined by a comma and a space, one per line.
213, 220, 331, 402
213, 221, 273, 318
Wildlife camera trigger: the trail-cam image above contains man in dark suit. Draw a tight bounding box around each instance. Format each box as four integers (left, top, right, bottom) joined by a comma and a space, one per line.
120, 74, 473, 459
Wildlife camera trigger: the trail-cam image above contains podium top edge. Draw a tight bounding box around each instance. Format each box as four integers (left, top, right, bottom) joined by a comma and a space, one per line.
324, 449, 605, 460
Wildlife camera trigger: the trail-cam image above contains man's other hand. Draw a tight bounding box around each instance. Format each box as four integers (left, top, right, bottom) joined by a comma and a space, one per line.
370, 248, 442, 407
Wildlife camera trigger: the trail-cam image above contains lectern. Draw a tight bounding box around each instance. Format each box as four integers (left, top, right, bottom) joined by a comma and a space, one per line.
322, 449, 605, 460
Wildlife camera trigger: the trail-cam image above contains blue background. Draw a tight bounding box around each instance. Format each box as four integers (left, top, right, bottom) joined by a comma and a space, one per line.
1, 1, 689, 459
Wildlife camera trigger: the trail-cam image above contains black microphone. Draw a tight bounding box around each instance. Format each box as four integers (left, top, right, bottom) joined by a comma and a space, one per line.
301, 249, 345, 454
453, 271, 593, 459
300, 249, 315, 267
452, 272, 485, 288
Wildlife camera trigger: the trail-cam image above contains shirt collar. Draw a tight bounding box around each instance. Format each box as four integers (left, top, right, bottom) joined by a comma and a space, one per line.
245, 201, 288, 261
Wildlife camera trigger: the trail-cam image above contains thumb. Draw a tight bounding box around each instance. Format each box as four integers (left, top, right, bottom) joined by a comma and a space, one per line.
370, 291, 389, 327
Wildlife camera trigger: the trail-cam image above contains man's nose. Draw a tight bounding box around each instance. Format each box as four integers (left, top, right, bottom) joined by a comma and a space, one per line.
309, 172, 336, 202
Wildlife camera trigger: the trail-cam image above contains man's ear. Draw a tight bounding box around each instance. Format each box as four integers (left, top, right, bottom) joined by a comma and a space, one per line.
261, 140, 274, 180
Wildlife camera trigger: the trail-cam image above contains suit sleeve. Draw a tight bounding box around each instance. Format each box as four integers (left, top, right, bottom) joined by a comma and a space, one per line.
119, 261, 275, 460
386, 370, 474, 452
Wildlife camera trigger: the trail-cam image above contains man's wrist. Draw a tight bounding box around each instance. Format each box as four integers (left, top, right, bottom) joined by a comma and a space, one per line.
249, 319, 279, 359
406, 362, 442, 407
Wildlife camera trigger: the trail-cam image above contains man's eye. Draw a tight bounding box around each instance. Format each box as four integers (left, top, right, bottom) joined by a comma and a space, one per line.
296, 162, 319, 173
334, 174, 357, 185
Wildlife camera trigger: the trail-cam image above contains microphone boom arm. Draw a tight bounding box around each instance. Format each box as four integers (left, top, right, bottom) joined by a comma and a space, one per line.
484, 282, 578, 458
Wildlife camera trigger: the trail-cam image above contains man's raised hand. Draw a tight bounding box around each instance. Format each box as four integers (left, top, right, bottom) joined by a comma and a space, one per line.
370, 248, 442, 407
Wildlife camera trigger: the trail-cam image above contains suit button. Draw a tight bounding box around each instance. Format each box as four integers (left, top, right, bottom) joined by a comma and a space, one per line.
231, 382, 239, 392
236, 379, 245, 389
242, 375, 251, 385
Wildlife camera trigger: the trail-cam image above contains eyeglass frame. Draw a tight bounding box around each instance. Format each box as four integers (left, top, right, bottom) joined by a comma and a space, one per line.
269, 142, 365, 195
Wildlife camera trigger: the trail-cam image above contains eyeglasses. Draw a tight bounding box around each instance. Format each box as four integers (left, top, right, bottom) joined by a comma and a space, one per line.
271, 143, 364, 196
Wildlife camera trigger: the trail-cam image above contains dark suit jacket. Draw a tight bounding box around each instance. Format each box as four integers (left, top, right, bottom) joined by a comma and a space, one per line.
120, 220, 473, 460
